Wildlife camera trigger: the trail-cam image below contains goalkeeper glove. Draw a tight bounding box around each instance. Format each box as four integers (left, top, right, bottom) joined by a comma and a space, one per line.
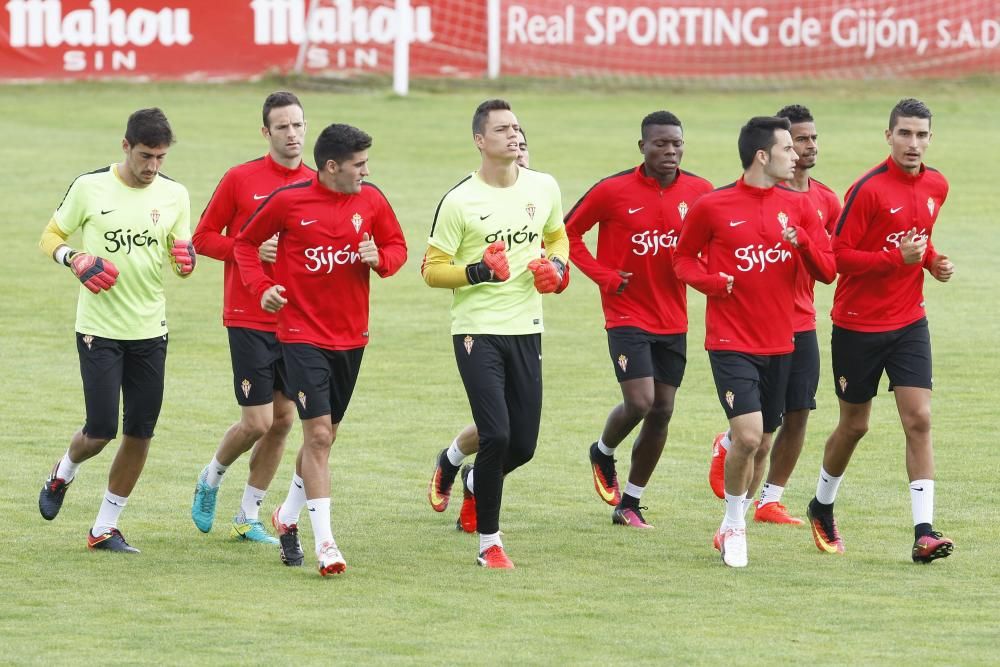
466, 240, 510, 284
555, 261, 571, 294
527, 257, 565, 294
170, 237, 196, 276
68, 252, 119, 294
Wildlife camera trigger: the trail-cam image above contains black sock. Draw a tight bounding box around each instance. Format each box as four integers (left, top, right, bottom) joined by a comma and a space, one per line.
809, 497, 833, 515
914, 522, 933, 539
620, 493, 640, 509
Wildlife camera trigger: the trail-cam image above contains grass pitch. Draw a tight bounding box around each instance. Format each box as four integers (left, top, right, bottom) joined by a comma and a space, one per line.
1, 80, 998, 665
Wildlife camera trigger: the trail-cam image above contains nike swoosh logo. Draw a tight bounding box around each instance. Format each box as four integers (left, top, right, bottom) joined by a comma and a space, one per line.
628, 207, 644, 214
300, 219, 318, 226
912, 486, 924, 492
429, 478, 446, 506
101, 209, 115, 215
480, 214, 492, 220
293, 482, 303, 489
592, 469, 617, 503
729, 220, 747, 227
890, 206, 903, 214
253, 194, 268, 200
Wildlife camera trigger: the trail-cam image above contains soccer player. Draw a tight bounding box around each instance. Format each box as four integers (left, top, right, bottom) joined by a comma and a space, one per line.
422, 99, 568, 568
234, 123, 407, 575
805, 98, 955, 564
37, 108, 195, 553
674, 116, 834, 567
190, 91, 314, 544
566, 111, 712, 529
708, 105, 840, 526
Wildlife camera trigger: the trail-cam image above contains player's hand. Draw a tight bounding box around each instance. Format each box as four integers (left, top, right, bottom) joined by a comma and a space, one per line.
69, 252, 119, 293
261, 285, 287, 313
782, 225, 807, 248
900, 228, 927, 265
170, 238, 196, 275
615, 270, 633, 295
527, 257, 562, 294
720, 272, 734, 294
930, 254, 954, 282
259, 234, 279, 264
555, 261, 571, 294
466, 240, 509, 284
359, 232, 380, 268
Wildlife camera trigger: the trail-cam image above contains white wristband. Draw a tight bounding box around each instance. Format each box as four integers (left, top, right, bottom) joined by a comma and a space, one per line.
55, 245, 74, 266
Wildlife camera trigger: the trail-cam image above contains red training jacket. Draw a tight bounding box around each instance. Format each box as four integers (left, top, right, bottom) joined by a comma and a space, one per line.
784, 178, 841, 332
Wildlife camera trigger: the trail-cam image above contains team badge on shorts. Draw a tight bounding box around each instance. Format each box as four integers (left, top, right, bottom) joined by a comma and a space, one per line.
297, 391, 307, 409
463, 335, 474, 355
150, 209, 160, 225
725, 390, 735, 409
678, 201, 688, 220
927, 198, 935, 216
617, 354, 628, 373
82, 334, 94, 351
838, 376, 848, 394
777, 211, 788, 230
241, 378, 252, 399
352, 212, 363, 233
525, 203, 536, 221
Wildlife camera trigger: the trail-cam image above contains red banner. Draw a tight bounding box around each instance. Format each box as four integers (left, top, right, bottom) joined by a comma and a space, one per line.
0, 0, 996, 81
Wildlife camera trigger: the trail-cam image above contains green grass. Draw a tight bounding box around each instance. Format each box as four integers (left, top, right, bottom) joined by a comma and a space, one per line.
2, 80, 998, 665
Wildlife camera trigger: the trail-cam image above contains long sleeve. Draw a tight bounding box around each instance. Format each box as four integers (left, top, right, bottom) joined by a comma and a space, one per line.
793, 205, 836, 284
193, 172, 238, 261
673, 204, 729, 297
234, 199, 284, 300
565, 190, 623, 294
833, 188, 902, 276
370, 194, 408, 278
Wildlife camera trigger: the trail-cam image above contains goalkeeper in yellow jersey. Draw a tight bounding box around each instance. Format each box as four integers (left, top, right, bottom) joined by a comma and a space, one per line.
37, 108, 195, 554
422, 99, 569, 569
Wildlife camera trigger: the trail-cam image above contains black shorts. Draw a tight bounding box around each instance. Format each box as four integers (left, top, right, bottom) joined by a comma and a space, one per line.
282, 343, 364, 422
228, 327, 288, 406
606, 327, 686, 386
77, 333, 167, 440
786, 330, 820, 412
708, 351, 792, 433
831, 318, 932, 404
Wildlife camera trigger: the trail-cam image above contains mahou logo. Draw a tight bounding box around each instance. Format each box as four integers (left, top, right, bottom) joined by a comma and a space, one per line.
251, 0, 434, 45
7, 0, 193, 47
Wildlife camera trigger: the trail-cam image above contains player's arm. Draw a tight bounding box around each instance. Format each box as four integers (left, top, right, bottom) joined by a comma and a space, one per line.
673, 204, 731, 297
785, 205, 835, 284
526, 177, 569, 294
363, 192, 409, 277
833, 186, 905, 275
192, 171, 238, 261
234, 199, 285, 302
421, 243, 509, 288
565, 187, 627, 294
41, 194, 119, 293
167, 188, 195, 278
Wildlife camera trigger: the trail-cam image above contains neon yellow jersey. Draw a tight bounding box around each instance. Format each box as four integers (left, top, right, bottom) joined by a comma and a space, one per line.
429, 168, 564, 335
54, 165, 191, 340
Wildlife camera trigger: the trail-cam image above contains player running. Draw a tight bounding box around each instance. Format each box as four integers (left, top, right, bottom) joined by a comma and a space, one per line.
37, 108, 195, 553
674, 116, 834, 567
709, 105, 840, 525
234, 123, 407, 575
190, 91, 314, 545
567, 111, 713, 528
422, 99, 568, 568
805, 98, 955, 564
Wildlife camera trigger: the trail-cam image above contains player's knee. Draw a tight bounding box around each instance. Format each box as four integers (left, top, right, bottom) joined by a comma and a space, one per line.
240, 413, 271, 441
303, 424, 335, 449
623, 394, 654, 421
645, 401, 673, 427
901, 406, 932, 436
269, 409, 296, 438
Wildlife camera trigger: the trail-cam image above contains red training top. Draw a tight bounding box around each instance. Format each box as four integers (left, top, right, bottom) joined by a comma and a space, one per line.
193, 154, 315, 331
832, 157, 948, 332
233, 178, 408, 351
784, 178, 841, 332
566, 166, 713, 334
673, 177, 835, 355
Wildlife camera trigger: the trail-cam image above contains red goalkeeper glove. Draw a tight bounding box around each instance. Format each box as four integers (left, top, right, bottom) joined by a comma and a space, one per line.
69, 252, 119, 294
555, 261, 571, 294
527, 257, 565, 294
170, 238, 196, 276
466, 240, 510, 284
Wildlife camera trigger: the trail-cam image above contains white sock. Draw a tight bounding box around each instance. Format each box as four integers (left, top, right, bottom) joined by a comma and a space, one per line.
722, 491, 747, 530
910, 479, 935, 526
307, 497, 334, 553
56, 450, 81, 482
238, 484, 266, 522
446, 440, 466, 467
479, 531, 502, 552
815, 467, 843, 505
92, 490, 128, 536
759, 483, 784, 507
720, 430, 732, 452
466, 468, 475, 494
279, 473, 307, 525
206, 457, 228, 489
597, 439, 615, 456
623, 482, 644, 500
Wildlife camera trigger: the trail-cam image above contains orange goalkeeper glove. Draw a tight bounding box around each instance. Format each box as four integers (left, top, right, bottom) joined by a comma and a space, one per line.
466, 240, 510, 284
170, 238, 196, 276
527, 257, 565, 294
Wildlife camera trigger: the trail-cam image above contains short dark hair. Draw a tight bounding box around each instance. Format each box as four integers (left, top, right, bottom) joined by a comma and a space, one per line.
125, 108, 174, 147
738, 116, 791, 169
641, 110, 682, 140
472, 99, 512, 136
313, 123, 372, 169
889, 98, 932, 130
776, 104, 813, 125
518, 126, 527, 145
262, 91, 303, 128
